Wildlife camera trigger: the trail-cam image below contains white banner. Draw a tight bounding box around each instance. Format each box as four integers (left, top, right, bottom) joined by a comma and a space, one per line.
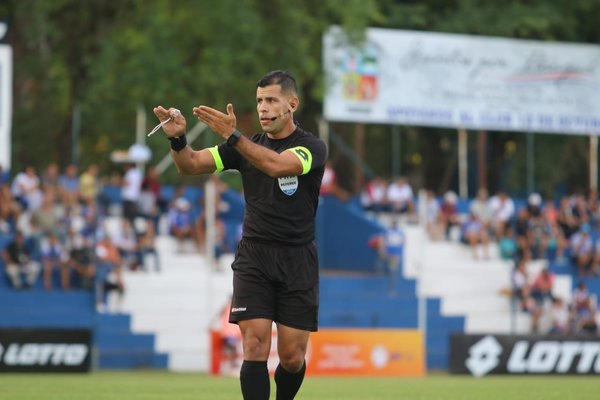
323, 27, 600, 134
0, 20, 12, 169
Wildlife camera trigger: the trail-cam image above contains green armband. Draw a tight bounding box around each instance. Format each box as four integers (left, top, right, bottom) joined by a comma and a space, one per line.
288, 146, 312, 175
208, 146, 224, 173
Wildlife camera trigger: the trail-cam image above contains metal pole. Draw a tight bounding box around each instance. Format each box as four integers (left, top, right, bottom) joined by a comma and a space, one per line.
457, 128, 468, 198
71, 103, 81, 165
355, 124, 366, 193
392, 125, 401, 177
318, 117, 330, 150
417, 190, 427, 335
527, 133, 534, 194
590, 135, 598, 193
135, 105, 146, 171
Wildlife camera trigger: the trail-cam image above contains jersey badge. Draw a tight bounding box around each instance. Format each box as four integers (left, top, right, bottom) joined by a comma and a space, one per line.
278, 176, 298, 196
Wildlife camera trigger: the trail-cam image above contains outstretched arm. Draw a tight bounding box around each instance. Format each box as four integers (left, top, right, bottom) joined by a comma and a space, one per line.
152, 106, 217, 175
193, 104, 303, 178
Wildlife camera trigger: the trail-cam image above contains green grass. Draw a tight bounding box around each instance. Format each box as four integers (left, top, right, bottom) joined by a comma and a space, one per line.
2, 371, 597, 400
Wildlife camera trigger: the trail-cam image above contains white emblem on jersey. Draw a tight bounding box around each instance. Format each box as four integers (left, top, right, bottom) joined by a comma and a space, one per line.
278, 176, 298, 196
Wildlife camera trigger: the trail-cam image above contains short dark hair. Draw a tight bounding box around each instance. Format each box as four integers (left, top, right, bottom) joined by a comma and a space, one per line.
257, 70, 297, 95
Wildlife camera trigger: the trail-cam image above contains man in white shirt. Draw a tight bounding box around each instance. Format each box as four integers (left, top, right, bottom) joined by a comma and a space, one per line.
386, 176, 415, 216
121, 163, 143, 235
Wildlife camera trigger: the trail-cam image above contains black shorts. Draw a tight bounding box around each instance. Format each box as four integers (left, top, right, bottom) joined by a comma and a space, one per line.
228, 238, 319, 332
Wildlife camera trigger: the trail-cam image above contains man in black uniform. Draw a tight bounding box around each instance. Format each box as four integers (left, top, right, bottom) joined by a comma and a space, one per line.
153, 70, 327, 400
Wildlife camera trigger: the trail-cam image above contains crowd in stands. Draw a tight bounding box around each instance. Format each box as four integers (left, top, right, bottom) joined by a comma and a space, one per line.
358, 175, 599, 336
0, 162, 240, 313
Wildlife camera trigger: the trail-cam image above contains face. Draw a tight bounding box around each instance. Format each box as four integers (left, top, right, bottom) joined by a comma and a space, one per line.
256, 84, 296, 134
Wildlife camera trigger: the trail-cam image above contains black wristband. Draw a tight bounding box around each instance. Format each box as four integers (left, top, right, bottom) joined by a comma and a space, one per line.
226, 130, 242, 147
168, 134, 187, 152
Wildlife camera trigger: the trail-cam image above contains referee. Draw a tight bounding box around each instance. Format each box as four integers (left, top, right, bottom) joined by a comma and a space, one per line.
154, 70, 327, 400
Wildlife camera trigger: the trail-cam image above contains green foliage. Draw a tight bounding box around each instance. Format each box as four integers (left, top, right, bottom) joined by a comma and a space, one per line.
4, 0, 600, 192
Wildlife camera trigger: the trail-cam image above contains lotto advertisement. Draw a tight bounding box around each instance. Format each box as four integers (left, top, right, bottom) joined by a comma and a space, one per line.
0, 329, 92, 373
450, 334, 600, 376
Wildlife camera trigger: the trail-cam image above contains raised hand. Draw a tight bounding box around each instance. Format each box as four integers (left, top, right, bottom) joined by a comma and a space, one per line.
152, 106, 187, 138
193, 103, 237, 140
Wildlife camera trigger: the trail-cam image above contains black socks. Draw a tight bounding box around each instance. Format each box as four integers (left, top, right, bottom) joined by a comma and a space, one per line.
274, 361, 306, 400
240, 360, 270, 400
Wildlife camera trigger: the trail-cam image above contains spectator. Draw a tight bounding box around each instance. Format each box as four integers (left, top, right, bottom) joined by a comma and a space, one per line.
422, 190, 442, 240
319, 161, 349, 201
542, 202, 568, 264
2, 230, 41, 289
461, 212, 489, 260
360, 177, 388, 214
138, 180, 160, 234
0, 186, 19, 235
542, 199, 558, 226
95, 233, 125, 313
79, 164, 100, 204
511, 260, 529, 308
68, 234, 96, 290
113, 219, 141, 270
11, 165, 43, 211
438, 191, 460, 241
141, 167, 166, 215
41, 163, 61, 193
469, 188, 493, 234
572, 194, 591, 227
139, 220, 160, 272
58, 164, 80, 206
499, 225, 518, 261
556, 196, 578, 240
529, 267, 555, 306
573, 297, 598, 336
572, 281, 591, 314
548, 297, 570, 335
168, 197, 196, 253
386, 176, 415, 217
526, 193, 542, 218
488, 191, 515, 239
514, 207, 532, 261
121, 163, 143, 235
370, 220, 405, 294
510, 259, 539, 328
569, 224, 594, 276
30, 189, 62, 237
41, 232, 70, 290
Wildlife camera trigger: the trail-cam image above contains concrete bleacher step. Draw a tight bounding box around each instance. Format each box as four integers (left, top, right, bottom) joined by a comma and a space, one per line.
120, 235, 234, 372
441, 295, 515, 315
465, 313, 532, 334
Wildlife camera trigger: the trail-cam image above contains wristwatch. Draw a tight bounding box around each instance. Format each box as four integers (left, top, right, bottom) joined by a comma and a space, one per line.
226, 130, 242, 147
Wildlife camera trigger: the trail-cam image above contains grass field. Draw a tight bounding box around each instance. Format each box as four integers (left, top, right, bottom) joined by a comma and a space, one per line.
2, 371, 597, 400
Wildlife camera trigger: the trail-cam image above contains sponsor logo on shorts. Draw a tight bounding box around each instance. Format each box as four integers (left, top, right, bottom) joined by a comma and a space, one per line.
231, 307, 247, 313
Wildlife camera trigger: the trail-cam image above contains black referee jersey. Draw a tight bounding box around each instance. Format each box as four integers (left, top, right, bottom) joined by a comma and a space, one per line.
211, 127, 327, 246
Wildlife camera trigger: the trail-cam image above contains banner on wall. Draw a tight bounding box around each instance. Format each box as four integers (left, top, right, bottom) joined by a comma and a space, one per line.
0, 329, 91, 373
323, 26, 600, 134
211, 314, 424, 377
306, 329, 424, 376
450, 334, 600, 376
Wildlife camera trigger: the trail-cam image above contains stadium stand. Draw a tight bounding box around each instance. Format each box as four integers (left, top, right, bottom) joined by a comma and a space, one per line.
3, 169, 599, 374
